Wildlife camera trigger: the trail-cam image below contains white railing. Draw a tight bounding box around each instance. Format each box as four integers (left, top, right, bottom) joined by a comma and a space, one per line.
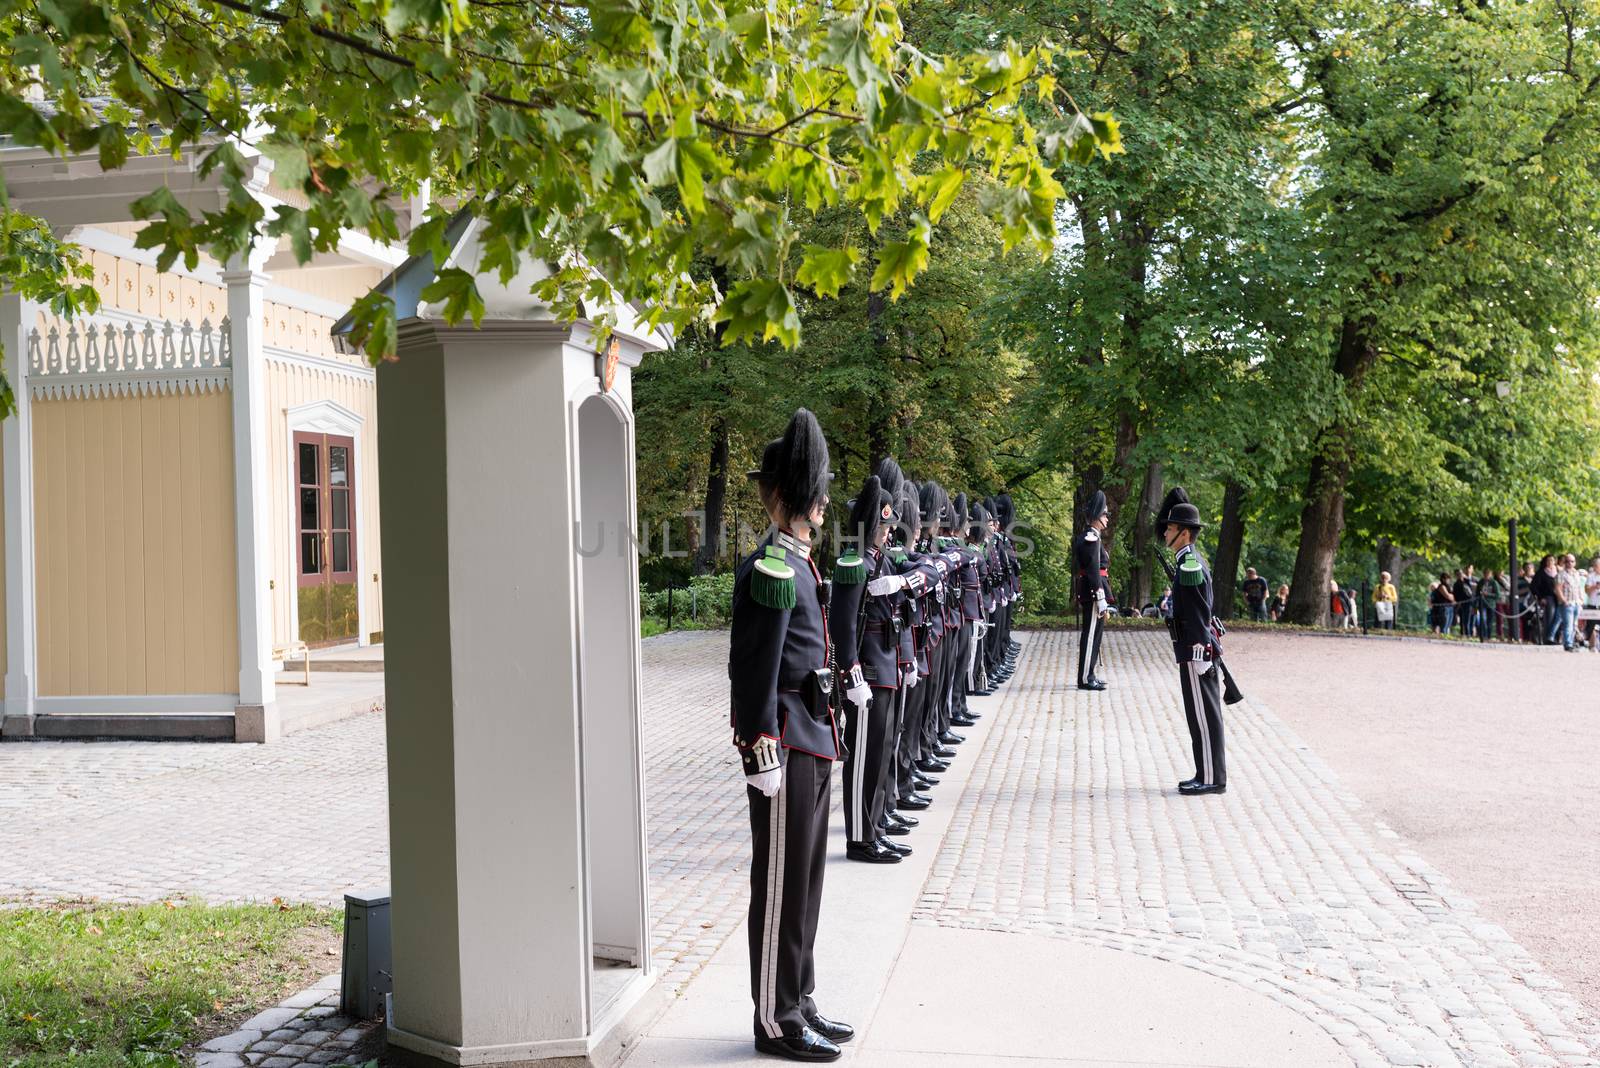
27, 316, 233, 399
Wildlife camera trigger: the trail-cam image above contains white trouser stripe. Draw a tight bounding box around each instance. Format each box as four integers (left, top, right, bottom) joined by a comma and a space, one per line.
967, 622, 979, 687
1187, 661, 1213, 783
758, 781, 787, 1037
1081, 613, 1098, 683
850, 703, 867, 840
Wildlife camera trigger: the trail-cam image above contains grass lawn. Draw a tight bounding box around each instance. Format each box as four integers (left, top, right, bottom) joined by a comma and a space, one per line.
0, 899, 348, 1068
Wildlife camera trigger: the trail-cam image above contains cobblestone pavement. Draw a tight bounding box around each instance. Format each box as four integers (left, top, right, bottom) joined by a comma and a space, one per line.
922, 628, 1600, 1068
8, 628, 1600, 1068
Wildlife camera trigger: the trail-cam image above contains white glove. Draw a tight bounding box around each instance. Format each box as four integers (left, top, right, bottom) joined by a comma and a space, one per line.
1190, 644, 1214, 673
746, 768, 782, 797
867, 574, 908, 596
1094, 589, 1108, 615
847, 680, 872, 711
904, 668, 920, 689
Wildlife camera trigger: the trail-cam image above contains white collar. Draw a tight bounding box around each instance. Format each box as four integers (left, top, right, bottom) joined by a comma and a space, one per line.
775, 529, 811, 559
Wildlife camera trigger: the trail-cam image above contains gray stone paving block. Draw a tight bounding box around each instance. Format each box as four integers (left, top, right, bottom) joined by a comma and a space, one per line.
196, 1054, 247, 1068
202, 1028, 261, 1052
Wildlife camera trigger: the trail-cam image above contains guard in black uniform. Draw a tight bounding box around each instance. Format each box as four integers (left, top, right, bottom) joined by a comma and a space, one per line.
1075, 491, 1111, 691
831, 476, 913, 864
1157, 492, 1227, 796
731, 409, 853, 1061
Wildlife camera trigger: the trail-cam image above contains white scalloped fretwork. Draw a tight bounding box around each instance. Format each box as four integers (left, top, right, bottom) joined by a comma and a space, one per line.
27, 316, 233, 400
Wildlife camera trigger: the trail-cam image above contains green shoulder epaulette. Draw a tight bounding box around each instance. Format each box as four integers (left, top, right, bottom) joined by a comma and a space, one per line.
1178, 556, 1205, 587
833, 553, 867, 586
752, 546, 797, 610
890, 550, 908, 565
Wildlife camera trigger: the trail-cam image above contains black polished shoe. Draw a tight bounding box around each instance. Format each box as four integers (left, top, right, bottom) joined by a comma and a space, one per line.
912, 772, 939, 788
897, 792, 932, 810
923, 758, 951, 773
1177, 777, 1201, 791
1178, 781, 1226, 796
890, 811, 919, 828
1077, 680, 1107, 691
755, 1026, 842, 1061
939, 730, 966, 745
803, 1013, 856, 1044
846, 839, 903, 864
932, 746, 957, 760
878, 835, 912, 857
951, 715, 979, 728
884, 820, 913, 836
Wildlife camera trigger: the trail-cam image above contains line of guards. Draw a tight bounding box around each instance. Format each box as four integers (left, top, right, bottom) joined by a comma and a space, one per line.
726, 409, 1024, 1062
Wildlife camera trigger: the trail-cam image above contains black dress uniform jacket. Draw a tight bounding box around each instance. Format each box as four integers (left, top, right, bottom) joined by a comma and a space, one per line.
1074, 528, 1107, 606
730, 530, 840, 771
1171, 544, 1219, 662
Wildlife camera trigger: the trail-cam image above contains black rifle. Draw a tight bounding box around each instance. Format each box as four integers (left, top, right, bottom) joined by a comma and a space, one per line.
1155, 548, 1244, 705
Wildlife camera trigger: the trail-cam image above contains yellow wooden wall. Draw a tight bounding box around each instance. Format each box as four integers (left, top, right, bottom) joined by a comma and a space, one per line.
265, 361, 384, 646
31, 392, 239, 696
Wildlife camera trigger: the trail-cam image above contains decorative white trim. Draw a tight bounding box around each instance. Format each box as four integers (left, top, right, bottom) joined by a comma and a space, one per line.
27, 314, 233, 399
284, 399, 370, 648
265, 347, 376, 383
67, 226, 371, 321
34, 694, 239, 715
383, 1024, 590, 1064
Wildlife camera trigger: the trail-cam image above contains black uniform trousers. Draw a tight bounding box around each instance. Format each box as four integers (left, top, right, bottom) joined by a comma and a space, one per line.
843, 687, 895, 844
874, 685, 904, 831
941, 622, 964, 728
747, 749, 831, 1039
919, 637, 947, 757
1077, 604, 1103, 685
897, 660, 927, 795
892, 679, 917, 802
1177, 658, 1227, 786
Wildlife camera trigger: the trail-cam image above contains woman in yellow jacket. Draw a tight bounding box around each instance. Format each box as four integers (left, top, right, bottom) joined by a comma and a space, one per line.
1373, 571, 1399, 630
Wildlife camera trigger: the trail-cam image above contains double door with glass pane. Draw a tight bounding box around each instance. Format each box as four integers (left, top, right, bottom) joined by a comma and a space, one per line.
295, 431, 359, 645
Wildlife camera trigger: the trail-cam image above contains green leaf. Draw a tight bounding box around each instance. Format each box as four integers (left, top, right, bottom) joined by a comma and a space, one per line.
713, 279, 801, 348
642, 138, 678, 187
419, 266, 486, 326
923, 167, 965, 224
796, 245, 859, 298
259, 138, 311, 191
869, 216, 931, 300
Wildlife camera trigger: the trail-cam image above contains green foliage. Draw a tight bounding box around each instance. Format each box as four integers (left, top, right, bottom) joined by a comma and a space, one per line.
0, 0, 1122, 411
0, 901, 340, 1068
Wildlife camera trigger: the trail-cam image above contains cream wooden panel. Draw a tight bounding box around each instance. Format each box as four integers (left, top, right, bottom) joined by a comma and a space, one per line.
265, 359, 383, 645
90, 252, 117, 307
113, 253, 140, 312
156, 273, 179, 322
32, 392, 239, 696
136, 264, 160, 317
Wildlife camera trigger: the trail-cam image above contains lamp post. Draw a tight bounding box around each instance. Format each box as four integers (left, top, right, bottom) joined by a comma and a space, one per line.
1497, 380, 1517, 642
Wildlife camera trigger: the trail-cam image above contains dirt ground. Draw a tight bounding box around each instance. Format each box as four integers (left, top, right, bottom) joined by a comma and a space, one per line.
1224, 629, 1600, 1017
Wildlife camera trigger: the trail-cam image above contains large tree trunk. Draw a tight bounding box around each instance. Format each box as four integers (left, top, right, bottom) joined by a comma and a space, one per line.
1376, 536, 1403, 585
1283, 319, 1379, 626
692, 416, 729, 575
1212, 481, 1247, 619
1126, 460, 1164, 609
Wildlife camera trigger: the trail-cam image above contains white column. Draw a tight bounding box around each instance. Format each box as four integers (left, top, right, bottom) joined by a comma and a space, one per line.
1, 294, 39, 737
223, 259, 278, 742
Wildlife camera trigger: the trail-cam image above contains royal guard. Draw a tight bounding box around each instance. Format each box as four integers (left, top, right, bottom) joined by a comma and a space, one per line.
730, 409, 853, 1060
830, 476, 914, 864
1075, 490, 1111, 691
1155, 489, 1227, 796
948, 493, 983, 726
876, 462, 935, 816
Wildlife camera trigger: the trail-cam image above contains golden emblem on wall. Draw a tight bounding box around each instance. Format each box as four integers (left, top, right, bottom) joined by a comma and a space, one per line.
597, 338, 620, 393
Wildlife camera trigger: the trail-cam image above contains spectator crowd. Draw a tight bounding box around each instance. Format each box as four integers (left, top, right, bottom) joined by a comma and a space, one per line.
1136, 556, 1600, 653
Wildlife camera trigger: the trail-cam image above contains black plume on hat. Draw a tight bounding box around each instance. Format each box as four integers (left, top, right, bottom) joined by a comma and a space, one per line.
748, 408, 831, 518
1154, 486, 1190, 537
846, 475, 886, 550
897, 480, 921, 542
875, 456, 903, 495
996, 493, 1015, 528
918, 480, 946, 533
953, 492, 969, 530
967, 502, 989, 543
1084, 488, 1108, 522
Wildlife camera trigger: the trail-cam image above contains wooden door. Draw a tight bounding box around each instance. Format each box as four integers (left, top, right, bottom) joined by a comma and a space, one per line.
295, 431, 359, 645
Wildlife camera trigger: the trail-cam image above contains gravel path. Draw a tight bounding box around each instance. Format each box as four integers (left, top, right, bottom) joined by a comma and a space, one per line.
1225, 629, 1600, 1019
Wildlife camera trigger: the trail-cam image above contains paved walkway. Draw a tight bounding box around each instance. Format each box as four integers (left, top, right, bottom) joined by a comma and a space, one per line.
4, 629, 1599, 1067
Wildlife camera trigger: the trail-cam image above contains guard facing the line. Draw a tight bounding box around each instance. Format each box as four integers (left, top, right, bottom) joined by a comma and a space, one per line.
1074, 490, 1111, 690
1157, 491, 1227, 796
730, 408, 853, 1061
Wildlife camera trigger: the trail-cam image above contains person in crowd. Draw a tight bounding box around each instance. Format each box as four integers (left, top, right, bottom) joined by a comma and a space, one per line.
1533, 555, 1559, 645
1429, 573, 1455, 634
1517, 563, 1537, 642
1329, 579, 1346, 629
1451, 568, 1474, 638
1477, 569, 1503, 641
1241, 567, 1269, 622
1374, 571, 1398, 630
1557, 553, 1584, 652
1158, 585, 1173, 619
1268, 584, 1289, 622
1585, 557, 1600, 652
